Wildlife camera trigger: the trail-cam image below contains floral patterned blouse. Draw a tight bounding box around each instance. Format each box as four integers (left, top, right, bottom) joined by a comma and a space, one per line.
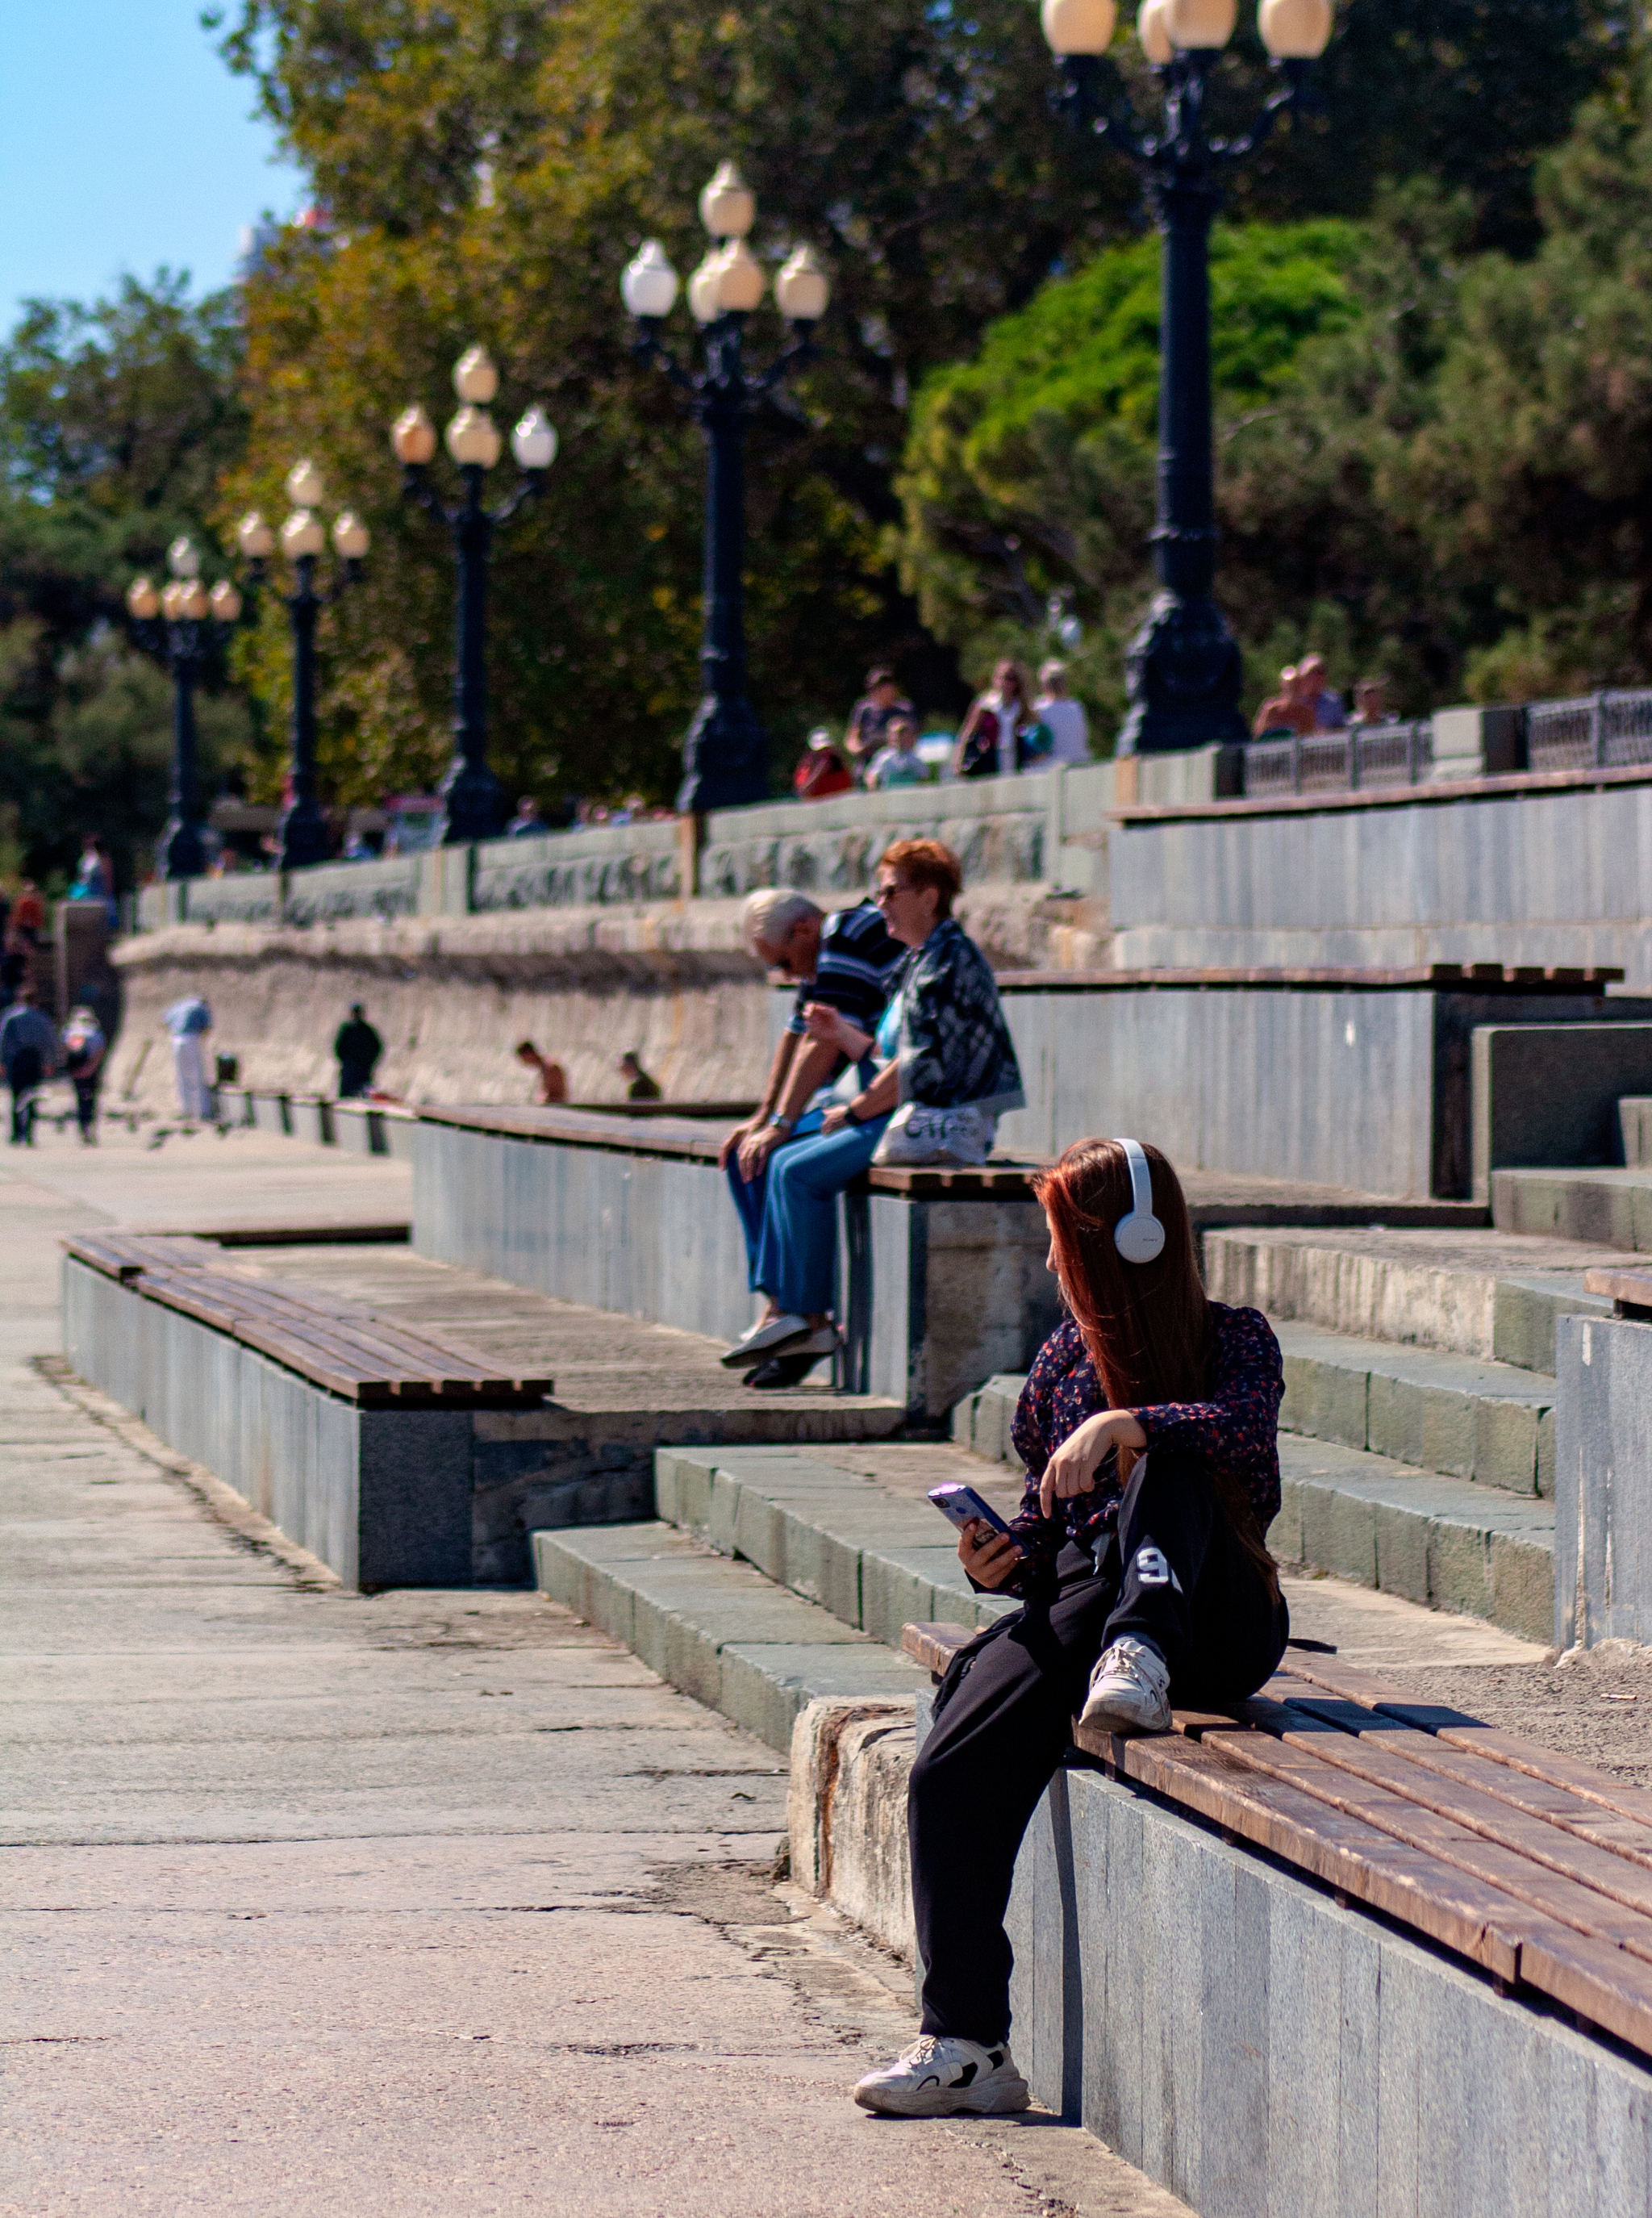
1003, 1302, 1283, 1589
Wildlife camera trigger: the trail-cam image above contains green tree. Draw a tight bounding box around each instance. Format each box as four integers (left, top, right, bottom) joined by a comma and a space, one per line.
0, 273, 253, 888
892, 219, 1365, 731
211, 0, 1621, 803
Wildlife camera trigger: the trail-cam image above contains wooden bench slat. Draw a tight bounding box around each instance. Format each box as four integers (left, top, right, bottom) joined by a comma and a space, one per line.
1101, 1732, 1532, 1981
1202, 1724, 1652, 1964
1262, 1688, 1652, 1885
901, 1622, 976, 1675
205, 1276, 540, 1389
1518, 1927, 1652, 2055
1274, 1657, 1652, 1832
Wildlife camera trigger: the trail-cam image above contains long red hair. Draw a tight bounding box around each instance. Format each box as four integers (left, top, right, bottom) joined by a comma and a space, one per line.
1032, 1138, 1279, 1594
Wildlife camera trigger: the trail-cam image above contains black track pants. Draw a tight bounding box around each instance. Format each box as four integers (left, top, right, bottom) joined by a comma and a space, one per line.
907, 1447, 1288, 2042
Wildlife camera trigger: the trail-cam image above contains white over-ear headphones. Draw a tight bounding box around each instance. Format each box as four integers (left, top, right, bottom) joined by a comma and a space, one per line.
1112, 1137, 1166, 1265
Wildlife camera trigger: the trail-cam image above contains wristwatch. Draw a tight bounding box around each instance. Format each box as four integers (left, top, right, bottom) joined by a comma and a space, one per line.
770, 1115, 797, 1135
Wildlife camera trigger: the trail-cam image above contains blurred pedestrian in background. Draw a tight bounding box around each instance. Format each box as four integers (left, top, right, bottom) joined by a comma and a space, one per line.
1350, 676, 1391, 729
1032, 664, 1091, 765
794, 729, 856, 800
866, 716, 930, 789
1299, 654, 1345, 731
845, 668, 916, 782
2, 990, 57, 1146
69, 837, 119, 927
954, 662, 1040, 779
163, 995, 214, 1122
334, 1005, 384, 1099
60, 1005, 106, 1145
507, 796, 544, 837
516, 1039, 568, 1105
618, 1050, 661, 1101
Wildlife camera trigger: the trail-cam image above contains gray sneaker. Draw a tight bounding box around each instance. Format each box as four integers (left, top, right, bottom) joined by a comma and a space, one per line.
853, 2034, 1030, 2117
1080, 1635, 1171, 1735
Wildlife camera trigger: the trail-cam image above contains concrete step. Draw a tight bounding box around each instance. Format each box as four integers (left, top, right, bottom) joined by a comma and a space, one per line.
1272, 1435, 1554, 1645
1491, 1165, 1652, 1249
653, 1446, 1021, 1649
1202, 1223, 1620, 1369
949, 1372, 1556, 1642
955, 1330, 1558, 1497
530, 1520, 928, 1755
1274, 1320, 1554, 1495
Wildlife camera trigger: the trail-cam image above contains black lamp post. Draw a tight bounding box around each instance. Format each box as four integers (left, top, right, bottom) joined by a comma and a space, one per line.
126, 538, 246, 881
621, 168, 832, 812
236, 460, 371, 871
1043, 0, 1332, 753
390, 348, 558, 845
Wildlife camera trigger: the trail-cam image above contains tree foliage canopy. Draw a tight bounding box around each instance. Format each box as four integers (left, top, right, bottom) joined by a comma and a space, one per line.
0, 275, 252, 889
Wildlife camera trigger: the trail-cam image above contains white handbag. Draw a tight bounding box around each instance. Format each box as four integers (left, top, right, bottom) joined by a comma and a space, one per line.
870, 1100, 997, 1168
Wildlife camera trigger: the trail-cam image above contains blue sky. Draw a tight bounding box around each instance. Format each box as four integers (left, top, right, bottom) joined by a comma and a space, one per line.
0, 1, 306, 331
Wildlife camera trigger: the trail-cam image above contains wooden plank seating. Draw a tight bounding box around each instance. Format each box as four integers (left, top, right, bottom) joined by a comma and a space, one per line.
901, 1620, 1652, 2058
63, 1232, 551, 1410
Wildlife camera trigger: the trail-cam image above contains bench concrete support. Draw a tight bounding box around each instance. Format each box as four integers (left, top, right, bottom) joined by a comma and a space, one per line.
792, 1690, 1652, 2212
63, 1259, 473, 1586
1000, 1737, 1652, 2217
1556, 1311, 1652, 1649
62, 1259, 655, 1586
413, 1118, 1058, 1420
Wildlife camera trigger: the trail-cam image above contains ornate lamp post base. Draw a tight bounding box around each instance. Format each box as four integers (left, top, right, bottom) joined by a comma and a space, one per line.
157, 818, 207, 882
275, 800, 332, 871
679, 690, 768, 814
1117, 587, 1249, 755
436, 750, 511, 844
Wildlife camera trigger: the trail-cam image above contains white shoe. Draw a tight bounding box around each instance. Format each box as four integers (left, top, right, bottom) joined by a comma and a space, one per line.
1080, 1635, 1171, 1735
720, 1313, 809, 1368
853, 2034, 1030, 2117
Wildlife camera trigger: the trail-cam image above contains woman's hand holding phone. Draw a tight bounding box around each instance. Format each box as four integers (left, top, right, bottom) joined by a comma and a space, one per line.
957, 1518, 1023, 1590
1038, 1409, 1148, 1518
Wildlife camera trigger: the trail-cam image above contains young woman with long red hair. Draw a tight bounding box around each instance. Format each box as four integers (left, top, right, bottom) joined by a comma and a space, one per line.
854, 1137, 1287, 2118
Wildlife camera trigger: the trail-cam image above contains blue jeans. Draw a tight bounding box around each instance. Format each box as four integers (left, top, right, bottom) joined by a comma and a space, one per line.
726, 1106, 825, 1287
753, 1115, 890, 1318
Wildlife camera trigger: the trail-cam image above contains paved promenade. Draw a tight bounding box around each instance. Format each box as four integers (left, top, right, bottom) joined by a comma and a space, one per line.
0, 1128, 1186, 2217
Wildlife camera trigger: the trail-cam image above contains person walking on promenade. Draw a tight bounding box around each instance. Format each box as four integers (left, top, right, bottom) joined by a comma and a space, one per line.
618, 1050, 661, 1101
854, 1137, 1287, 2117
1, 990, 57, 1146
60, 1005, 106, 1145
163, 995, 214, 1123
723, 841, 1023, 1379
516, 1039, 567, 1104
334, 1004, 384, 1099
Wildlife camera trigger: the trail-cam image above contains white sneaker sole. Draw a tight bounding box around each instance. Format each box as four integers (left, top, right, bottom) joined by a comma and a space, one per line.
1079, 1686, 1170, 1735
853, 2070, 1031, 2117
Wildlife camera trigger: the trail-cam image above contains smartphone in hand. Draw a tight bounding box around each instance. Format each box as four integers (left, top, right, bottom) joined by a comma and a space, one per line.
928, 1484, 1024, 1552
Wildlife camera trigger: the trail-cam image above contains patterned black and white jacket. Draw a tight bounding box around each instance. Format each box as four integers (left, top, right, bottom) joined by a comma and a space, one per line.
891, 917, 1025, 1114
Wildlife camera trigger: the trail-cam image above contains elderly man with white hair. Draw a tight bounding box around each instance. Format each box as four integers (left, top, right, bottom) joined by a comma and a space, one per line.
720, 884, 905, 1382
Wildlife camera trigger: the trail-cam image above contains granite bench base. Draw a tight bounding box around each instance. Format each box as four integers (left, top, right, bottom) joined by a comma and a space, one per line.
1557, 1308, 1652, 1648
899, 1691, 1652, 2218
62, 1259, 652, 1587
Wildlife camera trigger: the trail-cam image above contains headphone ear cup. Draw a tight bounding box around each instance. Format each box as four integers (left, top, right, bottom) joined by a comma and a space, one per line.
1114, 1212, 1166, 1266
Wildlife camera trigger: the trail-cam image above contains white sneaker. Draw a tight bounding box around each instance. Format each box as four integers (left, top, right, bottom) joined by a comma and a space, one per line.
1080, 1635, 1171, 1735
853, 2034, 1030, 2117
720, 1313, 809, 1368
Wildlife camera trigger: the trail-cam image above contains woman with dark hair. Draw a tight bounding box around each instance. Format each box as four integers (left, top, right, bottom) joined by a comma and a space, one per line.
853, 1138, 1287, 2117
